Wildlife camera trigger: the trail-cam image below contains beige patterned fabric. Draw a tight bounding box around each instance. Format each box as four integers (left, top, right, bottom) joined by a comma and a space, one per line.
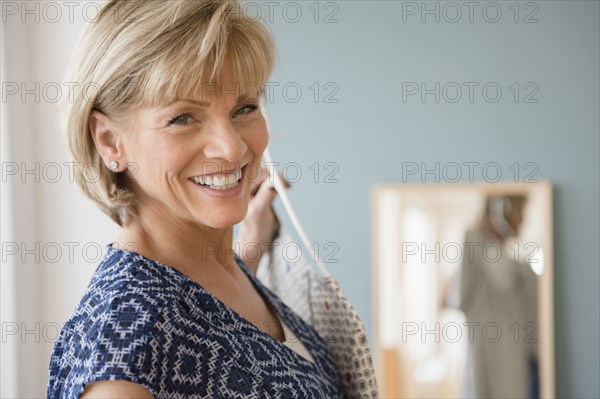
257, 231, 379, 398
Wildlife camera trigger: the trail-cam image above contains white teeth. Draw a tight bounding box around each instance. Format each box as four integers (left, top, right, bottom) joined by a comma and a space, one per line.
191, 168, 243, 189
211, 182, 238, 190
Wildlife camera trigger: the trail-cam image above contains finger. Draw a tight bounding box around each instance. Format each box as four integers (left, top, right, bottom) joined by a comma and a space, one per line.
252, 166, 291, 195
253, 178, 278, 207
277, 171, 291, 189
266, 170, 291, 191
249, 166, 270, 196
271, 211, 281, 241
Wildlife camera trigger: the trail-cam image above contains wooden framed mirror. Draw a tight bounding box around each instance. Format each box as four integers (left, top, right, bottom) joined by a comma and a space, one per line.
372, 182, 554, 398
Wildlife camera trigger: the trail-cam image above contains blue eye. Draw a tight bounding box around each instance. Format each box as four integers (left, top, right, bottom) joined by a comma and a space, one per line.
168, 113, 193, 125
234, 104, 259, 117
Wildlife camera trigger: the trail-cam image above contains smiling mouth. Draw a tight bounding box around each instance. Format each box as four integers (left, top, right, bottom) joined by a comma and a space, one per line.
190, 167, 243, 191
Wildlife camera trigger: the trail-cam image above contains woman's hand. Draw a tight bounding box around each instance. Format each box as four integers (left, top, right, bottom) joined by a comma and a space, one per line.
236, 166, 289, 273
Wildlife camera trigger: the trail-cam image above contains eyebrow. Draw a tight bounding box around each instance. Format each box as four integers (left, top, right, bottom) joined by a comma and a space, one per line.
163, 98, 210, 108
235, 92, 262, 103
164, 92, 263, 108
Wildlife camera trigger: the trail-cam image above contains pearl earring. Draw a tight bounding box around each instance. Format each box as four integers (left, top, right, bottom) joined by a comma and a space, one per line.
109, 161, 119, 171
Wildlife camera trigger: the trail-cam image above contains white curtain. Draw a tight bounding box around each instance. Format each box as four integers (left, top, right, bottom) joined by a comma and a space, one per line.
1, 2, 116, 396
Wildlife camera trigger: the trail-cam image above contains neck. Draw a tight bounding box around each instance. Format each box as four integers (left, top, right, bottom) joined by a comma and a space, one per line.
114, 205, 239, 277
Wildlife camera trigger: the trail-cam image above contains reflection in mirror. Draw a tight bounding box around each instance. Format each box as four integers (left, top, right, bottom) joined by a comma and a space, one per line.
372, 182, 554, 398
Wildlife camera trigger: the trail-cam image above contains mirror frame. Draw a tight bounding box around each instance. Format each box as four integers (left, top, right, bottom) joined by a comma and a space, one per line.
371, 181, 554, 398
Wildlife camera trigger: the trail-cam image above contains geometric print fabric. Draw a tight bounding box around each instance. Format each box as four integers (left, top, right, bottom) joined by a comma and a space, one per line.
47, 245, 343, 398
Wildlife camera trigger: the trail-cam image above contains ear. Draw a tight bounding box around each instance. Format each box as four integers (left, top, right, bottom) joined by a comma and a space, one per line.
89, 110, 125, 172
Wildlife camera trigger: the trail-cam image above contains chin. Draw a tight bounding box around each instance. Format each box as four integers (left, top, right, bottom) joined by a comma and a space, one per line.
206, 219, 243, 230
199, 209, 247, 230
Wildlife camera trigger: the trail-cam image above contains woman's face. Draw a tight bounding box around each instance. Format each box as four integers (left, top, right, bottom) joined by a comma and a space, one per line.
118, 62, 268, 230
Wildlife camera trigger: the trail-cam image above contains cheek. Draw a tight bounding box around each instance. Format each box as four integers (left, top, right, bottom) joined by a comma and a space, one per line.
247, 122, 269, 155
126, 135, 190, 186
242, 125, 268, 183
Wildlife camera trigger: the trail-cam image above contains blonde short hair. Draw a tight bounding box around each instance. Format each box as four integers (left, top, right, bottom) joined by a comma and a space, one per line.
63, 0, 277, 226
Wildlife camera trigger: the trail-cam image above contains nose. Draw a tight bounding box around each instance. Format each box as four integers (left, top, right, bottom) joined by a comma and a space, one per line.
203, 119, 248, 163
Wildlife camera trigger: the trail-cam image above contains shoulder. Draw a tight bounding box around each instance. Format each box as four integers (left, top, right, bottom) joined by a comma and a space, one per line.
48, 246, 186, 398
70, 246, 181, 338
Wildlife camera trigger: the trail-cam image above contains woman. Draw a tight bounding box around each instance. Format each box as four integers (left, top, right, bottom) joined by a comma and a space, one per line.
458, 195, 538, 398
47, 1, 343, 397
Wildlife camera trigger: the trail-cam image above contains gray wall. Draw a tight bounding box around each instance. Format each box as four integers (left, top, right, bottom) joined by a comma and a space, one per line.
263, 1, 599, 397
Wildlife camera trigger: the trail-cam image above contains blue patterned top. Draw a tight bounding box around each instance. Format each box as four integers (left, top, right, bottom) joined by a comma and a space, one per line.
47, 244, 342, 398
